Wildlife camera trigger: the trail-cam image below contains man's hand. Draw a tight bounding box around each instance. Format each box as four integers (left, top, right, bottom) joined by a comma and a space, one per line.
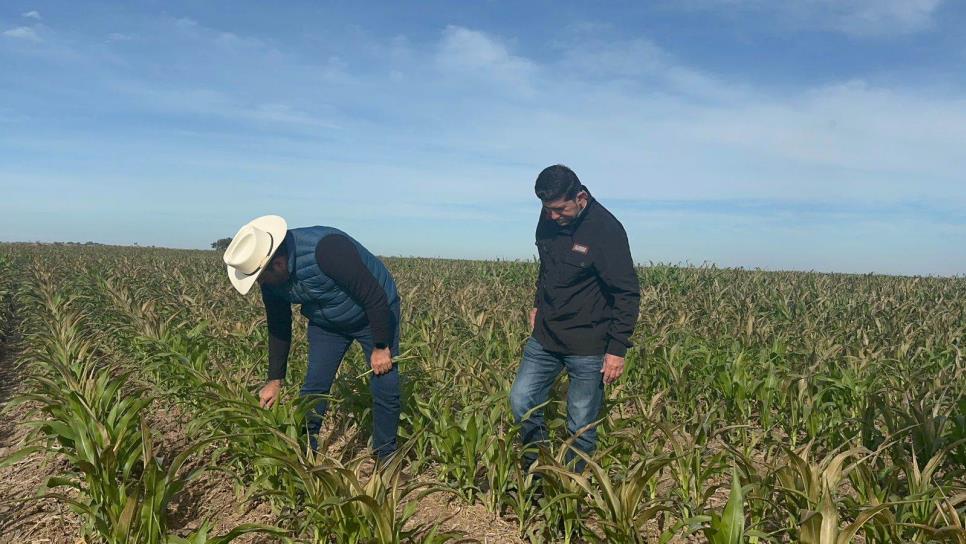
529, 308, 538, 331
259, 379, 283, 409
371, 347, 393, 376
601, 354, 625, 385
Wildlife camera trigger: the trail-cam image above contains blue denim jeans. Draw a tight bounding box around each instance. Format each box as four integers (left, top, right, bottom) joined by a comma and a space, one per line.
302, 307, 401, 460
509, 336, 604, 471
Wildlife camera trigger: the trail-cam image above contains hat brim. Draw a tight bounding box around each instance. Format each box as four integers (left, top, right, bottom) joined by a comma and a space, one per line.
226, 215, 288, 295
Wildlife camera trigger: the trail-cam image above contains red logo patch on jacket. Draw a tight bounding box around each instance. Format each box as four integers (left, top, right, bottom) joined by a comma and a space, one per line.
572, 243, 589, 255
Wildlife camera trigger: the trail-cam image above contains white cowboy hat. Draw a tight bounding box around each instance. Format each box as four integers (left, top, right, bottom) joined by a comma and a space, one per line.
223, 215, 288, 295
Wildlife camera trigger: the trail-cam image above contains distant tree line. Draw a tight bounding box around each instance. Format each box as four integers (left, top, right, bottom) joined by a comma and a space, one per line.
211, 237, 232, 251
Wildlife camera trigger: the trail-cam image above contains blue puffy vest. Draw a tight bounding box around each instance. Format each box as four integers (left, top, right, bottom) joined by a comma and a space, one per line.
265, 226, 399, 331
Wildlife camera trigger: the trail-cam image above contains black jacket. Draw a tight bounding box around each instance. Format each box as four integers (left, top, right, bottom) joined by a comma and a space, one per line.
532, 197, 641, 357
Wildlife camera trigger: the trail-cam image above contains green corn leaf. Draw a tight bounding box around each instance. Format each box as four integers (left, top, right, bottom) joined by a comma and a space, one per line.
0, 445, 43, 468
712, 468, 745, 544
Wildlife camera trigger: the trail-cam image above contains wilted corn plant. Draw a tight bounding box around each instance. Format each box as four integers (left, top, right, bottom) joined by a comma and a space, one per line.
772, 442, 893, 543
536, 446, 673, 543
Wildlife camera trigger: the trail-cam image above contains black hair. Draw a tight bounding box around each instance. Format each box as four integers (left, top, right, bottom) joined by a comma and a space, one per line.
534, 164, 584, 202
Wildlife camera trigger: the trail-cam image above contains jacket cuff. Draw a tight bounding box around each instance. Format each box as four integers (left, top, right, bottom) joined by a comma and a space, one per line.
605, 339, 629, 357
267, 361, 287, 381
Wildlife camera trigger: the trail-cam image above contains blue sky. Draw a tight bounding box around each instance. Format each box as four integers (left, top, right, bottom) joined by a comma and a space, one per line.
1, 1, 964, 276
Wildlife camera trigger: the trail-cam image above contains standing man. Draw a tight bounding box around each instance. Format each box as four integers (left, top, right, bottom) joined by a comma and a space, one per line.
510, 165, 641, 470
223, 215, 401, 461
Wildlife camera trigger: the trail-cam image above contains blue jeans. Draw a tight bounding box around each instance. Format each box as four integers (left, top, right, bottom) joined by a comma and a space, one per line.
509, 336, 604, 471
302, 308, 401, 460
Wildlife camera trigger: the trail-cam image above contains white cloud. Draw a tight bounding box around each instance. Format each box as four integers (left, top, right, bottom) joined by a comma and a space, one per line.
175, 17, 198, 29
675, 80, 966, 189
820, 0, 943, 36
213, 31, 264, 50
375, 28, 965, 205
559, 38, 665, 78
3, 26, 41, 42
676, 0, 945, 37
113, 83, 341, 130
435, 26, 535, 92
437, 26, 518, 69
22, 10, 41, 20
556, 38, 747, 102
248, 103, 341, 128
161, 15, 282, 61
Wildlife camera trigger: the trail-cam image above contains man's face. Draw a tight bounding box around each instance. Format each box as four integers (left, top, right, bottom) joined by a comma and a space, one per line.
542, 190, 589, 226
256, 255, 289, 286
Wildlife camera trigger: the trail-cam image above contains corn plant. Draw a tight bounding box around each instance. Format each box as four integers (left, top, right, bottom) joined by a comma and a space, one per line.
538, 446, 672, 543
703, 468, 746, 544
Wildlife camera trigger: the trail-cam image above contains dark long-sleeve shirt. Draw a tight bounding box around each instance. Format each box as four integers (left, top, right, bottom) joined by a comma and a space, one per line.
533, 197, 641, 357
261, 234, 393, 380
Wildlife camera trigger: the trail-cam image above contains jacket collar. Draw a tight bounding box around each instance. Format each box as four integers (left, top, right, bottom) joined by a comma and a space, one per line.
561, 196, 596, 233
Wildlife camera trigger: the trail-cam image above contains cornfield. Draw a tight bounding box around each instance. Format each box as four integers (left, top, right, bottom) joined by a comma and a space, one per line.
0, 244, 963, 543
